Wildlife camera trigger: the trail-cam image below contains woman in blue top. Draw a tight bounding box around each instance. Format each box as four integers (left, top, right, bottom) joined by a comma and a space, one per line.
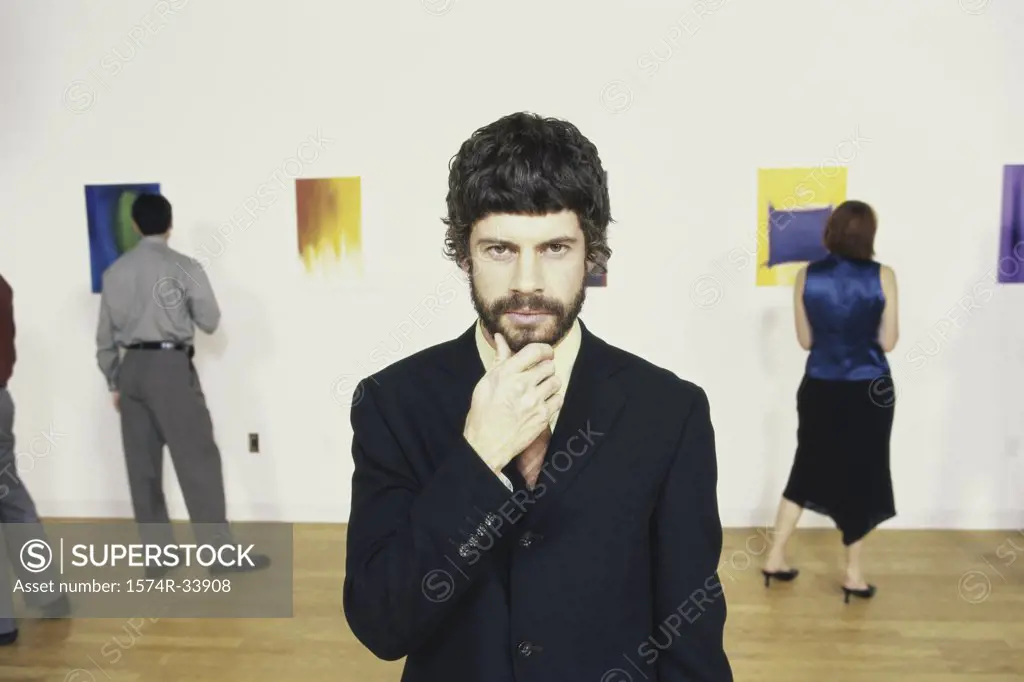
761, 200, 899, 603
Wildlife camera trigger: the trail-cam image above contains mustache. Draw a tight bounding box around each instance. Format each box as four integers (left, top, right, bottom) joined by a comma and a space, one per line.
490, 294, 565, 315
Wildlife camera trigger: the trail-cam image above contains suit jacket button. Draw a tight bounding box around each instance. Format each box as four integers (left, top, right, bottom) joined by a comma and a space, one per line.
517, 641, 533, 657
518, 531, 542, 547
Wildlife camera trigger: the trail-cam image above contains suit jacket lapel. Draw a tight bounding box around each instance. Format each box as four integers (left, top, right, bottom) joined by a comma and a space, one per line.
440, 322, 486, 387
527, 320, 625, 522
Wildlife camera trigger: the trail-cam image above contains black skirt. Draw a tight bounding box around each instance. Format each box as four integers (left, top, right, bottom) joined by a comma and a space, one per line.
783, 374, 896, 545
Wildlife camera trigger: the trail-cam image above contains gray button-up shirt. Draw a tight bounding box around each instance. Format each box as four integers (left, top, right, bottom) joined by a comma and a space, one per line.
96, 236, 220, 390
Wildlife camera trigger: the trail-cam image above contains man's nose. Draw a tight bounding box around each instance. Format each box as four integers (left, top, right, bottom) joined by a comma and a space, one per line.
509, 252, 543, 292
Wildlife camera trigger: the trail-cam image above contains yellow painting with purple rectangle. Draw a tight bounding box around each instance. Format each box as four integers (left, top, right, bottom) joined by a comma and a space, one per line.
756, 167, 846, 286
296, 177, 362, 275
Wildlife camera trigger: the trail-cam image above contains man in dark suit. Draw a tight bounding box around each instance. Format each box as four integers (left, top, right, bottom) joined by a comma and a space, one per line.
343, 112, 732, 681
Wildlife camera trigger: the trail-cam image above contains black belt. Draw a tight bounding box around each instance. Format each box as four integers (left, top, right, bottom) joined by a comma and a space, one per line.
126, 342, 195, 358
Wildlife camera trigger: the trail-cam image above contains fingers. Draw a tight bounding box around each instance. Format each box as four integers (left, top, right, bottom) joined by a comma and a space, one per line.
503, 342, 554, 373
533, 373, 561, 401
523, 359, 556, 386
530, 391, 563, 428
494, 333, 511, 363
519, 377, 563, 421
544, 389, 564, 414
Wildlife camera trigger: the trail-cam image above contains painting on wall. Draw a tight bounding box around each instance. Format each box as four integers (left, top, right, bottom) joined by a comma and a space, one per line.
756, 167, 846, 286
997, 164, 1024, 283
86, 182, 161, 293
295, 177, 362, 275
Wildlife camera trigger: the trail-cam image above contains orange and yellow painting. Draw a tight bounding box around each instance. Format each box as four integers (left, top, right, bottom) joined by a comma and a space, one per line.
296, 177, 362, 275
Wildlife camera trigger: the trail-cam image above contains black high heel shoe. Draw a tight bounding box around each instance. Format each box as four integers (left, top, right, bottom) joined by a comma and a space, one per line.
842, 584, 876, 603
761, 568, 799, 586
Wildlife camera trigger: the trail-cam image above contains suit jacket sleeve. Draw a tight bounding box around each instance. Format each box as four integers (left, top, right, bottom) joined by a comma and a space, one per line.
651, 385, 733, 681
342, 377, 526, 661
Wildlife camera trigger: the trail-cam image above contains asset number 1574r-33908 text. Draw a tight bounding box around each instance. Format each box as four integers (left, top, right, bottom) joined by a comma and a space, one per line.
126, 578, 231, 593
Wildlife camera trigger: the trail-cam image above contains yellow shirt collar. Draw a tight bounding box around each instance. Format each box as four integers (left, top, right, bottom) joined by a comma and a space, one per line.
474, 318, 582, 430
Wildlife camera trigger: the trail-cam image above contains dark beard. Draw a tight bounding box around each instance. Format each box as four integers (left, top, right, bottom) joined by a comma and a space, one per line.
469, 269, 586, 353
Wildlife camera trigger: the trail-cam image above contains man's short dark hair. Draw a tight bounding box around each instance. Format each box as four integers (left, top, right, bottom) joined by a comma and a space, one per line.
442, 112, 613, 275
131, 193, 172, 236
823, 199, 876, 260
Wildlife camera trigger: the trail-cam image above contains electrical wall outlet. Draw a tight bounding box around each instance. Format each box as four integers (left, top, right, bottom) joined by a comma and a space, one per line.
248, 433, 259, 453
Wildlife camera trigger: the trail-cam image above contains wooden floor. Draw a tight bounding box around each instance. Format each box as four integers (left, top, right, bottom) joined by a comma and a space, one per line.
1, 524, 1022, 681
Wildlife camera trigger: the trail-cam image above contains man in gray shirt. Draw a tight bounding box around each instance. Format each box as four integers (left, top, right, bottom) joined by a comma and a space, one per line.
96, 193, 269, 577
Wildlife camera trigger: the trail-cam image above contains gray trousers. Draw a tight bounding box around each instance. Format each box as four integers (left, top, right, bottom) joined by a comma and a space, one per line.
118, 349, 233, 549
0, 388, 61, 633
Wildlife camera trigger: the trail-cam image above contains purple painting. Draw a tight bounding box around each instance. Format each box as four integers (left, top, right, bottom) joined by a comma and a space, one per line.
766, 204, 831, 267
998, 165, 1024, 283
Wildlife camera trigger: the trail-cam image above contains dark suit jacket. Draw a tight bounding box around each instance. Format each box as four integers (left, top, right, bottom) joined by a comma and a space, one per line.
343, 319, 732, 682
0, 275, 14, 388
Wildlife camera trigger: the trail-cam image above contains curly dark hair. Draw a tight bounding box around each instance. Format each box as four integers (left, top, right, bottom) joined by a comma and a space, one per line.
442, 112, 613, 275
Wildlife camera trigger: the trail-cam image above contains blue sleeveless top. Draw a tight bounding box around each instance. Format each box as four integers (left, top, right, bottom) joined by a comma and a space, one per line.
802, 254, 890, 381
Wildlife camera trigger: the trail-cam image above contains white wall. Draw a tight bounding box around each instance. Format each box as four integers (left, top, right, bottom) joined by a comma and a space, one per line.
2, 0, 1022, 529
